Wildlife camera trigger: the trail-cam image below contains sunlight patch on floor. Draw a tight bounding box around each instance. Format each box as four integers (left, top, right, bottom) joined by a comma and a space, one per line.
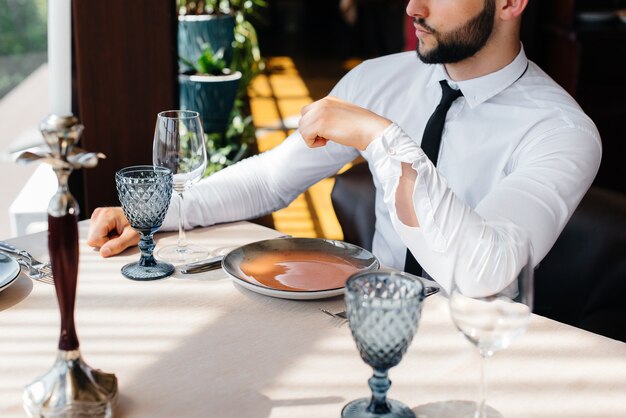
249, 57, 347, 240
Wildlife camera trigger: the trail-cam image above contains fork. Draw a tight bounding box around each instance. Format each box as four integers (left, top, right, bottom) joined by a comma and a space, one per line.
320, 308, 347, 319
0, 241, 54, 285
321, 286, 441, 320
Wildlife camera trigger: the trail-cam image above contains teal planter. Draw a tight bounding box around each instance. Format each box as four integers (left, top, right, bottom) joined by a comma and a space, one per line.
178, 71, 242, 135
178, 14, 236, 73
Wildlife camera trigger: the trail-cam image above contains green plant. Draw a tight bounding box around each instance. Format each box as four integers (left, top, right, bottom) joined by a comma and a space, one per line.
204, 97, 257, 176
0, 0, 48, 98
180, 45, 227, 76
231, 9, 264, 99
177, 0, 267, 175
0, 0, 47, 55
177, 0, 266, 17
177, 0, 266, 92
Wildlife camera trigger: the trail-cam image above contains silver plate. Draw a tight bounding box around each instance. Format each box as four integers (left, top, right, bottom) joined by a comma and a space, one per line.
0, 253, 21, 293
222, 237, 379, 300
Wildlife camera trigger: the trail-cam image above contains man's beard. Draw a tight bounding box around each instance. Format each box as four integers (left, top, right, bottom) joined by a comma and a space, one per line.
416, 0, 496, 64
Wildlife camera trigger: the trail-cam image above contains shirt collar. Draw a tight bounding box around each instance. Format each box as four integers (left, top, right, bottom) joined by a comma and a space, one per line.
430, 44, 529, 109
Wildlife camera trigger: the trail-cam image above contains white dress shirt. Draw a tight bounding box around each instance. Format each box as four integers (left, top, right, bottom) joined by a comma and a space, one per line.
163, 46, 601, 293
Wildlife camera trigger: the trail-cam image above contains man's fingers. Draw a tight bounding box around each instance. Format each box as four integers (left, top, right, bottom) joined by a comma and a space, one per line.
87, 213, 119, 247
86, 207, 133, 257
99, 226, 139, 258
300, 130, 329, 148
301, 102, 312, 115
310, 136, 329, 148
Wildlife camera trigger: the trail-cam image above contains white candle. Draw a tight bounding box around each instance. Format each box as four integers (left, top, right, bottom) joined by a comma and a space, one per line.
48, 0, 72, 116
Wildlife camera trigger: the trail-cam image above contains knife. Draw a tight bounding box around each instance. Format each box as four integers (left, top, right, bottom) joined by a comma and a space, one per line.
424, 286, 441, 298
180, 255, 225, 274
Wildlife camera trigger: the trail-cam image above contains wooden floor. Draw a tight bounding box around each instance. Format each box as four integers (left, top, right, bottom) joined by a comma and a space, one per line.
248, 57, 355, 240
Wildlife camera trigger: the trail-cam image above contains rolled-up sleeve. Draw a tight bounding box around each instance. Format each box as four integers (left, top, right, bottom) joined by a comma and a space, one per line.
364, 122, 601, 294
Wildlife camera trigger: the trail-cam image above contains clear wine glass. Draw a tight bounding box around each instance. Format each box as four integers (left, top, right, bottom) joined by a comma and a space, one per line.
448, 221, 534, 418
342, 270, 425, 418
153, 110, 208, 263
116, 165, 175, 280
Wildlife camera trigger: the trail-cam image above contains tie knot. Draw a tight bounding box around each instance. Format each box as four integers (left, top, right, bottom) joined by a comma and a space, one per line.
439, 80, 463, 106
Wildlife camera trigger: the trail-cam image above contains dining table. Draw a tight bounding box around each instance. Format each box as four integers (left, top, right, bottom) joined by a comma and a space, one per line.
1, 220, 625, 418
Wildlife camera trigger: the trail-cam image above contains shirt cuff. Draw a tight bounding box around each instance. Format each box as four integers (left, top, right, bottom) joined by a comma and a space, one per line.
364, 122, 449, 254
363, 123, 427, 180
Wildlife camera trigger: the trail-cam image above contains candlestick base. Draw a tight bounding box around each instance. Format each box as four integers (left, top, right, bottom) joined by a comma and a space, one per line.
23, 349, 118, 418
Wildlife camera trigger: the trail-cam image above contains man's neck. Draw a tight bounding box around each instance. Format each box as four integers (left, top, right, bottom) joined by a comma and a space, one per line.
444, 34, 521, 82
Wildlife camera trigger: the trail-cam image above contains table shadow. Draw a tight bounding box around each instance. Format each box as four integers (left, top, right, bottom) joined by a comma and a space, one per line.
413, 400, 503, 418
118, 283, 348, 417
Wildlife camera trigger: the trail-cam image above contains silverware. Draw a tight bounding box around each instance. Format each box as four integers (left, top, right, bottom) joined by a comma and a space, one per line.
320, 308, 347, 319
0, 241, 54, 284
423, 285, 441, 298
321, 286, 440, 320
179, 235, 295, 275
180, 255, 224, 274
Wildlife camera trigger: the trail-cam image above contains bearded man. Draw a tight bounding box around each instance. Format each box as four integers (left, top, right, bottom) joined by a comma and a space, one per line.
88, 0, 601, 294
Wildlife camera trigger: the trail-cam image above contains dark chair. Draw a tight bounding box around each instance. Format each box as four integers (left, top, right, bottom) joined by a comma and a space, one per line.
331, 163, 376, 252
331, 163, 626, 342
533, 187, 626, 342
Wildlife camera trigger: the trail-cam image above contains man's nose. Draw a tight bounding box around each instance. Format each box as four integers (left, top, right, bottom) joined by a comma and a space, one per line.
406, 0, 428, 19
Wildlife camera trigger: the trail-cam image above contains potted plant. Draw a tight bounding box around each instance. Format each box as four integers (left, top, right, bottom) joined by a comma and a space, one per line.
177, 0, 266, 174
179, 45, 242, 135
177, 0, 265, 98
177, 1, 236, 74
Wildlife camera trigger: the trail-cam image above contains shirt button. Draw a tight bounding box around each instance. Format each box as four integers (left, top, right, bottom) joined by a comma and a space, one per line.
387, 147, 396, 155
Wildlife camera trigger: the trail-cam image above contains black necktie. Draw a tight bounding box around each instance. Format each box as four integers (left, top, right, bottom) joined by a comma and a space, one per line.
404, 80, 463, 276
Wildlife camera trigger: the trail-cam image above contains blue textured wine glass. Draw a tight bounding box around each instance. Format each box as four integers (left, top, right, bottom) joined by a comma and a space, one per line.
342, 271, 425, 418
115, 165, 174, 280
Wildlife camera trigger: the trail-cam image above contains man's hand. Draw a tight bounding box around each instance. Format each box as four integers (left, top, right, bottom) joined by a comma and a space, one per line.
86, 207, 139, 257
299, 96, 391, 151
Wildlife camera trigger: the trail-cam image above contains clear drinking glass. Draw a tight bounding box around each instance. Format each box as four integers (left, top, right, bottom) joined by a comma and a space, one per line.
153, 110, 208, 263
448, 221, 534, 418
116, 165, 175, 280
342, 271, 425, 418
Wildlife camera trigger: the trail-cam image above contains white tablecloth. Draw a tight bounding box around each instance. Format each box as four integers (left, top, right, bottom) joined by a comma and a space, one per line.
1, 221, 625, 417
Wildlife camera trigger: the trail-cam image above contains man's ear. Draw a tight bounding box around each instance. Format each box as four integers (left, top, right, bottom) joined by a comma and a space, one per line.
498, 0, 528, 21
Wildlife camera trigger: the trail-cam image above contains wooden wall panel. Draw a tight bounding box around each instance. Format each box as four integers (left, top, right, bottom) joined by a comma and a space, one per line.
72, 0, 178, 216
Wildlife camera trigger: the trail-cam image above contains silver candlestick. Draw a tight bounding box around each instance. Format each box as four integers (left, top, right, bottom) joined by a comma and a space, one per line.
18, 114, 118, 417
